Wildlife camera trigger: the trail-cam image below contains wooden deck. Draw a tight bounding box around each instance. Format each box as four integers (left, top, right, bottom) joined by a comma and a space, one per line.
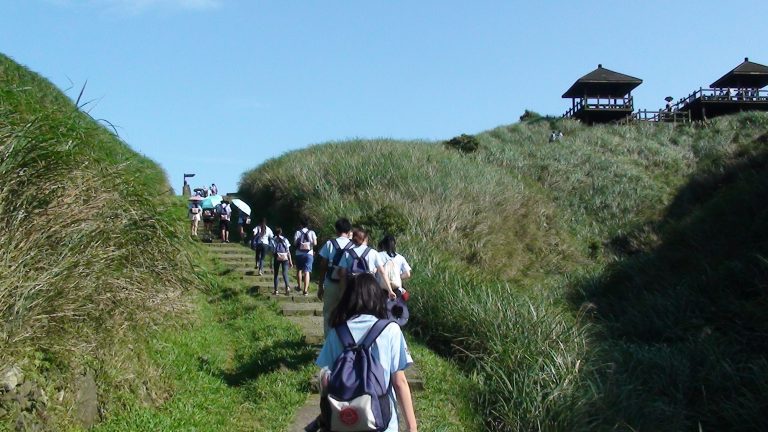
563, 96, 634, 124
675, 88, 768, 120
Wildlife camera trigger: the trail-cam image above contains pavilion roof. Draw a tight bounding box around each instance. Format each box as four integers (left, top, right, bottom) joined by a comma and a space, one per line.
562, 64, 642, 98
710, 57, 768, 89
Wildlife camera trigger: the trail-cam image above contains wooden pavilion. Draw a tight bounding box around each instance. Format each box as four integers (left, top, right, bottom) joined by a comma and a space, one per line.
562, 64, 642, 124
676, 57, 768, 121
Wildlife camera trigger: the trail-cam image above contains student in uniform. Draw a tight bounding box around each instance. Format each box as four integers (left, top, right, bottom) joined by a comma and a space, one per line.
377, 235, 412, 290
316, 273, 418, 432
293, 218, 318, 296
337, 228, 396, 300
317, 218, 353, 335
252, 218, 274, 275
272, 227, 293, 296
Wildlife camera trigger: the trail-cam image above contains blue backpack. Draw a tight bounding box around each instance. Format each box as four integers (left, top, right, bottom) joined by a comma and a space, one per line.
347, 247, 373, 276
320, 320, 395, 431
328, 239, 354, 282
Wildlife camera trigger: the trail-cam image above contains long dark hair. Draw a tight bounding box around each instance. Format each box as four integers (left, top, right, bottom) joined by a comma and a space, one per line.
330, 273, 387, 327
378, 235, 397, 258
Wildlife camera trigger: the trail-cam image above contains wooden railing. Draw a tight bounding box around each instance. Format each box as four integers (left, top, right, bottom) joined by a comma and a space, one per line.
563, 96, 633, 118
631, 109, 692, 123
675, 88, 768, 110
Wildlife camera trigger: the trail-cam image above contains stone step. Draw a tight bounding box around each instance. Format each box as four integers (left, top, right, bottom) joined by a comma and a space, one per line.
287, 315, 324, 345
216, 254, 255, 261
260, 291, 321, 303
281, 303, 323, 317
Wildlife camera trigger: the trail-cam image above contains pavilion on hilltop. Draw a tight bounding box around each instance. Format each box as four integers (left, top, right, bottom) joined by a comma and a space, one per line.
675, 57, 768, 121
562, 64, 642, 124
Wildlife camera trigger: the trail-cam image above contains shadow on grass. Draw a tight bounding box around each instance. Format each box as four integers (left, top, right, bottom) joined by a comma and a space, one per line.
219, 339, 316, 387
569, 144, 768, 430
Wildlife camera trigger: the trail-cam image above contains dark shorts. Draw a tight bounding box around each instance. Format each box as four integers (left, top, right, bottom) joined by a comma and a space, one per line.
296, 253, 314, 272
220, 219, 230, 230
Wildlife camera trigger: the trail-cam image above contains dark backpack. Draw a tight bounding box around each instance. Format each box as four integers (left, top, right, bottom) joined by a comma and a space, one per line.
328, 239, 354, 282
347, 247, 373, 277
251, 227, 264, 251
274, 236, 288, 254
320, 320, 394, 431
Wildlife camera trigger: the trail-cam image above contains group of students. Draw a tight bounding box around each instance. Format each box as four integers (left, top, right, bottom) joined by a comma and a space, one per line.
250, 217, 417, 431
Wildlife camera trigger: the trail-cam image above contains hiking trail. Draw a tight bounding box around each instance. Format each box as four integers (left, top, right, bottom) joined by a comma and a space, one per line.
202, 241, 423, 431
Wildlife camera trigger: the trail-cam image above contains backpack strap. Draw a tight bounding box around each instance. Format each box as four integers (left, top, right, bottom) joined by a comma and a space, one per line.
359, 319, 395, 350
336, 322, 356, 349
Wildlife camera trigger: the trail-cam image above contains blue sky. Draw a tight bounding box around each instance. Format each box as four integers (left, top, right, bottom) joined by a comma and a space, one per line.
1, 0, 766, 195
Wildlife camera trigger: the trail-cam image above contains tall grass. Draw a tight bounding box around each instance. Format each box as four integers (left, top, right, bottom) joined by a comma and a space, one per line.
239, 112, 768, 430
0, 54, 191, 375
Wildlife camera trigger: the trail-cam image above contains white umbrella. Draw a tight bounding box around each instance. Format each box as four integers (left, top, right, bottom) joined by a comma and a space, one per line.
231, 198, 251, 216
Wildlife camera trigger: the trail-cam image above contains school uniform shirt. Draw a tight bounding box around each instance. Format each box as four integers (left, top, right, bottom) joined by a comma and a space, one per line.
293, 228, 318, 256
219, 204, 231, 221
377, 252, 412, 276
316, 314, 413, 432
338, 245, 386, 273
252, 226, 274, 244
273, 236, 291, 255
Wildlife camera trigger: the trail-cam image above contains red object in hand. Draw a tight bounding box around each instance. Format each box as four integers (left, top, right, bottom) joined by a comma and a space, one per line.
401, 290, 410, 301
339, 407, 359, 425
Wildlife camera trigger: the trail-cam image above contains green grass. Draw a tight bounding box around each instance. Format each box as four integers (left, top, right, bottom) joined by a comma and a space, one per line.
238, 112, 768, 431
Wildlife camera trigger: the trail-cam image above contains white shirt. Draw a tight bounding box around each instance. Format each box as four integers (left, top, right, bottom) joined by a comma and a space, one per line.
293, 228, 318, 256
377, 252, 412, 276
252, 226, 274, 244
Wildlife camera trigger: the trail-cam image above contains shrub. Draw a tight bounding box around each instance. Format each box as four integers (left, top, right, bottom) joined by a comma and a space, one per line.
445, 133, 480, 153
358, 204, 408, 240
519, 109, 543, 122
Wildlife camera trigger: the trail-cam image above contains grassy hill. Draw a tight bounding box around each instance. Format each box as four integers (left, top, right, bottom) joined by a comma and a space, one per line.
239, 112, 768, 431
0, 54, 192, 428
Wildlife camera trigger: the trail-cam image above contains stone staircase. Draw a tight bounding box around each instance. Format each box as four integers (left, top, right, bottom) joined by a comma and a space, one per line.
202, 241, 422, 431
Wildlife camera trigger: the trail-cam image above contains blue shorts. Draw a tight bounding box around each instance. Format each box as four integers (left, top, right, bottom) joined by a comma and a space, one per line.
296, 253, 314, 272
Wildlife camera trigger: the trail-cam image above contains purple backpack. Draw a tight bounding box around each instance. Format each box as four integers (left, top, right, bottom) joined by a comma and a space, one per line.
320, 320, 394, 431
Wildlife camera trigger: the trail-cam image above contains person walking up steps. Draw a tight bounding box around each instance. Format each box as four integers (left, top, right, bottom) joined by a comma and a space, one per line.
293, 218, 317, 296
314, 273, 417, 432
317, 218, 353, 336
189, 201, 201, 236
338, 228, 397, 301
272, 227, 293, 296
377, 235, 412, 291
218, 199, 231, 243
251, 218, 273, 276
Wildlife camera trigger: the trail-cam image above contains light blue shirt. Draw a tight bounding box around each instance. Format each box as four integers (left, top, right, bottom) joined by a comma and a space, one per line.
316, 314, 413, 432
338, 245, 385, 273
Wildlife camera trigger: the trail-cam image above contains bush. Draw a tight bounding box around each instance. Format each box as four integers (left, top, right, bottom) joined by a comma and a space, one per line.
358, 205, 408, 241
445, 133, 480, 153
519, 109, 543, 122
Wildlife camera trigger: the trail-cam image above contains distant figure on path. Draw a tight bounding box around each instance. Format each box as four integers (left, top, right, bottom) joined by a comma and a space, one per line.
315, 273, 417, 432
557, 130, 564, 140
317, 218, 354, 335
202, 207, 215, 236
211, 183, 218, 195
252, 218, 274, 275
218, 200, 231, 243
272, 227, 293, 295
189, 202, 201, 236
549, 131, 557, 142
237, 212, 250, 245
294, 218, 318, 296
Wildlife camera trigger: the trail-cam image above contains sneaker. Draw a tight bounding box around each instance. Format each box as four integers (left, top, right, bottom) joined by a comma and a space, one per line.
258, 271, 263, 276
302, 292, 308, 296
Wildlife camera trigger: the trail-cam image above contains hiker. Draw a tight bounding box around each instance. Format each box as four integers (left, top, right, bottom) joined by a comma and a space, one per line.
557, 130, 564, 140
189, 201, 202, 236
218, 200, 231, 243
377, 235, 412, 291
237, 211, 250, 245
337, 228, 396, 301
252, 218, 274, 276
549, 131, 557, 142
317, 218, 354, 335
293, 218, 318, 296
202, 207, 215, 236
272, 227, 293, 296
315, 273, 417, 432
210, 183, 218, 195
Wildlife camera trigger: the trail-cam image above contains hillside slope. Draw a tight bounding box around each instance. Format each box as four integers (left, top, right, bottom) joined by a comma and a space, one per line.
0, 54, 192, 428
239, 112, 768, 431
